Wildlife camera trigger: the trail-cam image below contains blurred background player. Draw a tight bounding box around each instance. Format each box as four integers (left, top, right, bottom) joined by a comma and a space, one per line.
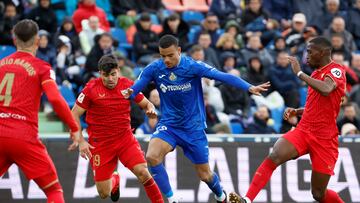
69, 54, 164, 202
229, 37, 345, 203
122, 35, 270, 203
0, 19, 80, 203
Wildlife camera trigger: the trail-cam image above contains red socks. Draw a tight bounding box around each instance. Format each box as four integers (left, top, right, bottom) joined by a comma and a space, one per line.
143, 177, 164, 203
320, 189, 344, 203
246, 158, 277, 201
43, 182, 65, 203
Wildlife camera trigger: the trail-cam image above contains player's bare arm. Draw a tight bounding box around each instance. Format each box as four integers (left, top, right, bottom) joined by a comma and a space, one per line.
283, 107, 304, 120
287, 56, 336, 96
136, 97, 157, 119
69, 104, 94, 160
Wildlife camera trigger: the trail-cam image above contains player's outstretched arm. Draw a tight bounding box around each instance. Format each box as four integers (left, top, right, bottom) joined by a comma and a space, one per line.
69, 104, 94, 160
42, 81, 79, 135
126, 65, 154, 99
136, 97, 157, 118
287, 56, 337, 96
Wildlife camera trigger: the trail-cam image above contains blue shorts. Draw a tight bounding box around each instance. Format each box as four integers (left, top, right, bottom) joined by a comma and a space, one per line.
151, 125, 209, 164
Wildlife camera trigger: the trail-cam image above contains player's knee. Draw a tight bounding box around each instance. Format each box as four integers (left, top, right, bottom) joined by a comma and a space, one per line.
146, 153, 162, 166
135, 167, 152, 183
97, 189, 110, 199
268, 151, 283, 166
312, 188, 325, 201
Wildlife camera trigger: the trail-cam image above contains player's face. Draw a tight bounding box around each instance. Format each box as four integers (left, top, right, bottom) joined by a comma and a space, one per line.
159, 45, 181, 68
306, 43, 322, 69
100, 68, 120, 89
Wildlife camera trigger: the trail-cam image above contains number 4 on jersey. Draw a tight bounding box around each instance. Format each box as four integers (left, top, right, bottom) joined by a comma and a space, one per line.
0, 73, 15, 106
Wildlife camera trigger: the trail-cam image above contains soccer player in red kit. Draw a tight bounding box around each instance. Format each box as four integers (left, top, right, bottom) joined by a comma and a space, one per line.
69, 54, 164, 202
0, 20, 80, 203
229, 37, 346, 203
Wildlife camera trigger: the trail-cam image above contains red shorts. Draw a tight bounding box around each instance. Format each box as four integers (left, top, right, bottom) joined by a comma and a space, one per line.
283, 127, 339, 175
89, 129, 146, 182
0, 137, 58, 180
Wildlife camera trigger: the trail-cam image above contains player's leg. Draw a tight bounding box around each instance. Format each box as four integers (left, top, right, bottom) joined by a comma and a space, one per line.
33, 173, 64, 203
0, 138, 13, 177
146, 136, 176, 202
311, 171, 343, 203
117, 133, 164, 203
230, 129, 307, 203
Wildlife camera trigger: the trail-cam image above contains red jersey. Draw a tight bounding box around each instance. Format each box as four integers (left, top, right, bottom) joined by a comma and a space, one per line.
76, 77, 144, 139
297, 61, 346, 138
0, 51, 55, 142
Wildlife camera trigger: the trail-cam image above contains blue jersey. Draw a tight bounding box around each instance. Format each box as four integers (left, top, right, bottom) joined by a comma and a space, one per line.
131, 56, 252, 131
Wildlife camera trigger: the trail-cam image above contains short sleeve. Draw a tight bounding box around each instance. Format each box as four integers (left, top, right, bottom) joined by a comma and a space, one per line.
39, 62, 56, 84
76, 86, 91, 109
325, 66, 345, 87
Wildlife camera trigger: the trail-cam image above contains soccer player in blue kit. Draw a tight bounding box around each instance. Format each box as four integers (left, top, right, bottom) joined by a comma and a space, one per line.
122, 35, 270, 203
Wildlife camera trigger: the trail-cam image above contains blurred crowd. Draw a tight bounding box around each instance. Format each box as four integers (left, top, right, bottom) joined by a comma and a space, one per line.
1, 0, 359, 135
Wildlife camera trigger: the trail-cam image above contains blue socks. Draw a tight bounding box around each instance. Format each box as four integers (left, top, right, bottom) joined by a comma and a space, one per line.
149, 163, 174, 198
206, 173, 223, 197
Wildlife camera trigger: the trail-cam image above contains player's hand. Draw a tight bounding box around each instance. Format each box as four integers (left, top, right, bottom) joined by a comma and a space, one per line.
283, 107, 297, 120
79, 139, 95, 160
121, 88, 133, 99
287, 56, 302, 75
68, 130, 81, 151
146, 107, 157, 119
249, 81, 271, 96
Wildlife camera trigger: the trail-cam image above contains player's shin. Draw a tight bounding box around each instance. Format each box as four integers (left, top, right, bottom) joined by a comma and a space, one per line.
43, 182, 65, 203
143, 177, 164, 203
205, 173, 226, 201
149, 163, 174, 198
246, 157, 277, 201
320, 189, 344, 203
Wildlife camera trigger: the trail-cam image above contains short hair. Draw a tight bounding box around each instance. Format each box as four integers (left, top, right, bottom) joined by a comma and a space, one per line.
168, 13, 180, 21
159, 34, 178, 49
188, 45, 203, 55
13, 19, 39, 45
98, 54, 118, 74
309, 36, 332, 50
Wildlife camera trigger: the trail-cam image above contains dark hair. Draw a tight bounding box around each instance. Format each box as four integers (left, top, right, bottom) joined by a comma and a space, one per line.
168, 13, 180, 21
309, 36, 332, 50
159, 34, 178, 48
98, 54, 118, 74
188, 45, 203, 55
13, 19, 39, 43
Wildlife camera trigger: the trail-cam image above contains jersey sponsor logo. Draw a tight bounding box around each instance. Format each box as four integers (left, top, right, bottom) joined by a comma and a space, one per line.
0, 112, 26, 120
159, 83, 192, 93
159, 74, 166, 79
77, 93, 85, 103
169, 72, 177, 81
98, 93, 105, 98
331, 68, 342, 78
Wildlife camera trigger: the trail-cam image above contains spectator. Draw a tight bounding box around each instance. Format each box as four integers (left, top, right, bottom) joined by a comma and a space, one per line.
260, 18, 281, 47
72, 0, 110, 33
219, 69, 251, 119
197, 31, 221, 68
216, 33, 240, 57
282, 13, 307, 51
241, 0, 270, 29
268, 36, 289, 59
114, 53, 135, 80
240, 34, 274, 68
36, 30, 56, 67
55, 17, 81, 54
315, 0, 347, 32
136, 0, 164, 15
27, 0, 57, 35
269, 51, 301, 108
350, 85, 360, 107
224, 20, 245, 48
262, 0, 293, 23
202, 78, 225, 113
0, 3, 20, 45
188, 45, 205, 61
194, 13, 222, 48
84, 32, 115, 82
133, 13, 159, 64
111, 0, 137, 29
203, 93, 222, 134
351, 53, 360, 80
209, 0, 240, 26
160, 13, 190, 51
341, 123, 360, 136
337, 103, 360, 134
330, 33, 352, 62
323, 16, 357, 53
244, 56, 269, 86
244, 105, 276, 134
219, 51, 238, 72
292, 0, 323, 25
79, 16, 105, 55
346, 0, 360, 48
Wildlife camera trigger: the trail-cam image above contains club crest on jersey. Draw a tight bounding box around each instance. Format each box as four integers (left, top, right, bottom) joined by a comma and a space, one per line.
169, 72, 177, 81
